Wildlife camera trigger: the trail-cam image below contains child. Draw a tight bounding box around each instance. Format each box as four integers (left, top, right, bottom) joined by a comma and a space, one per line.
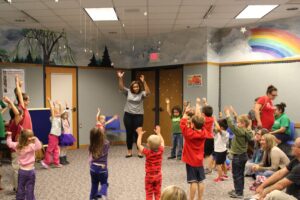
213, 118, 229, 182
59, 103, 76, 165
41, 98, 63, 169
165, 98, 183, 160
0, 99, 7, 190
89, 127, 110, 200
136, 126, 164, 200
225, 107, 253, 199
95, 108, 118, 130
6, 129, 42, 200
161, 185, 187, 200
198, 98, 214, 174
4, 96, 23, 191
180, 106, 207, 200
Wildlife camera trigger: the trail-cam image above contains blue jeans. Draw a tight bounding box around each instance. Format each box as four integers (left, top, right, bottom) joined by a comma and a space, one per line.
256, 170, 274, 178
232, 153, 248, 195
171, 133, 183, 158
90, 164, 108, 200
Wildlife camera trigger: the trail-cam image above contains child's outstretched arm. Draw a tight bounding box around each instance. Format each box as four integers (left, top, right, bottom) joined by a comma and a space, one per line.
105, 115, 119, 125
165, 98, 171, 116
154, 125, 164, 147
3, 96, 21, 123
202, 98, 208, 106
15, 75, 24, 108
6, 132, 17, 150
136, 127, 145, 152
96, 108, 101, 122
213, 116, 221, 133
195, 97, 201, 115
47, 98, 55, 117
229, 105, 238, 121
140, 75, 150, 96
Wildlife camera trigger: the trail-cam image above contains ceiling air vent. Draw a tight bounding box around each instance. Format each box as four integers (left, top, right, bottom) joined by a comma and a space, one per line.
124, 8, 140, 13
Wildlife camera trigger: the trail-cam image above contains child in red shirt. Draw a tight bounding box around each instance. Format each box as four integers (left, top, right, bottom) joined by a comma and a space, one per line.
137, 126, 165, 200
180, 106, 207, 200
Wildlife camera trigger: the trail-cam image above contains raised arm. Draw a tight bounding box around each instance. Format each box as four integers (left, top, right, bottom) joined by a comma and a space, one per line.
105, 115, 119, 125
15, 75, 24, 108
96, 108, 101, 122
3, 96, 21, 123
6, 132, 18, 150
202, 98, 208, 106
213, 116, 221, 133
229, 105, 238, 121
154, 125, 164, 147
140, 75, 150, 96
195, 97, 201, 115
0, 100, 8, 114
165, 98, 171, 116
47, 98, 55, 117
117, 71, 125, 91
136, 127, 145, 152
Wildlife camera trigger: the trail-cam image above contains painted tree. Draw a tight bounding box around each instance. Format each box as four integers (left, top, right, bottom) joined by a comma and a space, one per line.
15, 29, 75, 65
101, 46, 112, 67
25, 50, 33, 63
88, 53, 97, 66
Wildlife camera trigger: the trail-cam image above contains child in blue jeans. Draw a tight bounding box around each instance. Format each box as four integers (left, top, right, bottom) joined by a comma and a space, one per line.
89, 127, 110, 200
165, 98, 183, 160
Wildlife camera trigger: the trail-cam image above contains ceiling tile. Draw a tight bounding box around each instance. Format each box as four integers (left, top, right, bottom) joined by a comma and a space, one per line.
177, 13, 203, 19
113, 0, 147, 7
44, 0, 80, 9
80, 0, 113, 8
0, 3, 17, 11
13, 2, 48, 10
24, 9, 55, 17
53, 8, 82, 16
148, 13, 177, 19
213, 5, 246, 13
182, 0, 215, 6
175, 19, 201, 25
148, 0, 182, 6
148, 6, 178, 13
180, 5, 211, 13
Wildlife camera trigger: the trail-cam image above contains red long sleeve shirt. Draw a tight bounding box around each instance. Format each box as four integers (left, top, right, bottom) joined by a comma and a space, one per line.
180, 118, 207, 167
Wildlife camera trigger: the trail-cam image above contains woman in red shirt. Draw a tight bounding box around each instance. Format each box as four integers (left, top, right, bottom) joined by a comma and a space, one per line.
254, 85, 278, 130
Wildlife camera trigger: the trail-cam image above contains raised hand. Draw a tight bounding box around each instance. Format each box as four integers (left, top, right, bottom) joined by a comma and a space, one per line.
117, 71, 124, 78
136, 127, 146, 135
165, 98, 170, 104
202, 98, 207, 105
196, 97, 201, 104
224, 106, 230, 117
154, 125, 161, 135
3, 96, 11, 103
139, 74, 145, 83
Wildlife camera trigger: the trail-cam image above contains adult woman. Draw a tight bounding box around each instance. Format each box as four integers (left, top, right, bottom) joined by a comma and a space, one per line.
251, 134, 290, 178
269, 102, 291, 144
255, 85, 277, 130
117, 71, 150, 158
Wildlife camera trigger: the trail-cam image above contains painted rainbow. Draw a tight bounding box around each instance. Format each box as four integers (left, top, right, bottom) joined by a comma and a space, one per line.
249, 28, 300, 58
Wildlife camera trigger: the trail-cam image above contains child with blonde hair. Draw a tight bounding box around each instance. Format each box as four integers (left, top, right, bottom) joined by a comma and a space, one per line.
161, 185, 187, 200
6, 129, 42, 200
41, 98, 63, 169
136, 126, 164, 200
95, 108, 118, 129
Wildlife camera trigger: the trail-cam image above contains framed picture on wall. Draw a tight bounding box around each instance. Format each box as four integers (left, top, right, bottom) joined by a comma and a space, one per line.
2, 69, 25, 102
187, 74, 202, 87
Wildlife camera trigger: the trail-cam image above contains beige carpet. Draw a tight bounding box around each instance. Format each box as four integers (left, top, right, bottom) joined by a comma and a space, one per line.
0, 146, 254, 200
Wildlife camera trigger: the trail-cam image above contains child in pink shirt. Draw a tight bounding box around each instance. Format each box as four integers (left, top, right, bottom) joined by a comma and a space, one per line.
6, 129, 42, 200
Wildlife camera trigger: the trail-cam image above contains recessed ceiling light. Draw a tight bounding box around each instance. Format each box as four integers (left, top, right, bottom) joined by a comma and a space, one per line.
85, 8, 118, 21
144, 11, 147, 16
236, 5, 278, 19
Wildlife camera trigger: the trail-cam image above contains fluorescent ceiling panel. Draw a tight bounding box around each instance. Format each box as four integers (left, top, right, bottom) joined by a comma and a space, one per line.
85, 8, 118, 21
236, 5, 278, 19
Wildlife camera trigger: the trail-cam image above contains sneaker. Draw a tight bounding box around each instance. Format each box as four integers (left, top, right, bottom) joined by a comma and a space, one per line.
125, 154, 132, 158
230, 192, 243, 199
168, 156, 176, 160
222, 175, 229, 180
204, 168, 212, 174
40, 160, 49, 169
213, 177, 224, 182
228, 190, 236, 196
138, 154, 144, 158
53, 164, 63, 168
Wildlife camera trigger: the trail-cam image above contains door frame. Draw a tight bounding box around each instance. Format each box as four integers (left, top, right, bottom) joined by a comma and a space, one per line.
44, 65, 79, 149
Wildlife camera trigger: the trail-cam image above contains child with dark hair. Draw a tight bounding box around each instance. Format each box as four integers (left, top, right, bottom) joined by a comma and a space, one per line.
165, 98, 183, 160
213, 118, 229, 182
180, 106, 207, 200
89, 127, 110, 200
137, 126, 164, 200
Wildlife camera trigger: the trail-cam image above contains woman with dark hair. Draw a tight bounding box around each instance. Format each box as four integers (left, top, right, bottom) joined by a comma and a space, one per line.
269, 102, 291, 144
255, 85, 278, 130
117, 71, 150, 158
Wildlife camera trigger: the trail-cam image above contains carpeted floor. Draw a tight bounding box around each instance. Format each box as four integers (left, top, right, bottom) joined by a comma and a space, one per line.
0, 146, 255, 200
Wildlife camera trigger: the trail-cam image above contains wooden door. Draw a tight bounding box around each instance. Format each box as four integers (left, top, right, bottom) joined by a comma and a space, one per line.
134, 70, 156, 143
159, 68, 183, 146
45, 67, 78, 149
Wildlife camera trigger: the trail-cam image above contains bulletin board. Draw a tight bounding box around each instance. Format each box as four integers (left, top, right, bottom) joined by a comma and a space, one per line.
29, 108, 51, 145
